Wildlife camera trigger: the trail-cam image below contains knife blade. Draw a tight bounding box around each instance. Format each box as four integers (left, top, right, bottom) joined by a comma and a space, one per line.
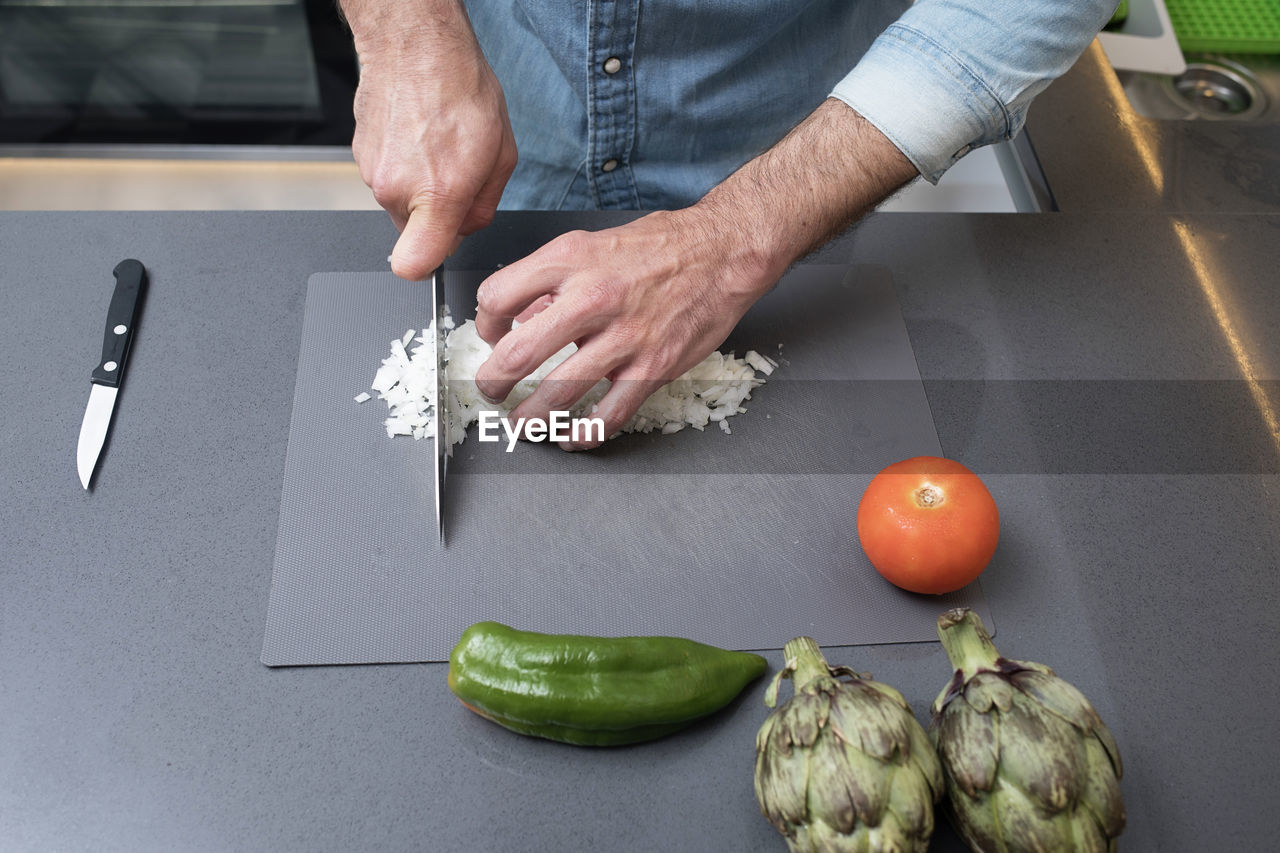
430, 264, 450, 544
77, 259, 148, 490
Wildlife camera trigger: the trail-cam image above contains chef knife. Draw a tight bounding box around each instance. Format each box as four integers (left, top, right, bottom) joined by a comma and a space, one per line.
431, 264, 450, 544
77, 259, 148, 490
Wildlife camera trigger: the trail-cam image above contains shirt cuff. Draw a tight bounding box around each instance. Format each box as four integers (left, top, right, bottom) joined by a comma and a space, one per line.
829, 22, 1010, 184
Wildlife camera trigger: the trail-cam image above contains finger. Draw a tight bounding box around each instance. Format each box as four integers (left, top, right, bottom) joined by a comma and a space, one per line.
504, 339, 625, 427
474, 262, 563, 346
515, 296, 554, 324
364, 172, 409, 232
473, 299, 605, 404
456, 178, 502, 238
390, 196, 471, 281
566, 369, 666, 451
363, 163, 412, 233
459, 144, 515, 237
387, 209, 409, 234
474, 230, 601, 345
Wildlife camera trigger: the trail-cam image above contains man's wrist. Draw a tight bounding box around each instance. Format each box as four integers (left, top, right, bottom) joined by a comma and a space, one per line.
691, 98, 919, 274
654, 201, 785, 307
339, 0, 475, 63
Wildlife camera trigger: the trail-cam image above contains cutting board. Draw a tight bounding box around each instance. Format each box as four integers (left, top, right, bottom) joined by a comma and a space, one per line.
262, 265, 991, 665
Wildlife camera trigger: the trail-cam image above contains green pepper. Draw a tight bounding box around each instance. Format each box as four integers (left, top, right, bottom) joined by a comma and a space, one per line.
447, 621, 768, 746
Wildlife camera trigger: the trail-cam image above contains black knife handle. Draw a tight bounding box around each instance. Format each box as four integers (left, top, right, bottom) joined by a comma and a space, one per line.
91, 259, 148, 388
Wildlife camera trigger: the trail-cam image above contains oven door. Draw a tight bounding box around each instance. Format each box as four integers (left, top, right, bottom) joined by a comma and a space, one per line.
0, 0, 357, 153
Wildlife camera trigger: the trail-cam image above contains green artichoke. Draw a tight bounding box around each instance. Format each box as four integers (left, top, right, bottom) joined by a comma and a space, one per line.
930, 609, 1126, 852
754, 637, 943, 852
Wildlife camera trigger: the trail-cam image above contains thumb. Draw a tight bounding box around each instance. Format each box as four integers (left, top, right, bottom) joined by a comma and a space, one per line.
390, 199, 467, 281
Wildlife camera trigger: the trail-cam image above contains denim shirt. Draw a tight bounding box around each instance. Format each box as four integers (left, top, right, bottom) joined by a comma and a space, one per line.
465, 0, 1114, 210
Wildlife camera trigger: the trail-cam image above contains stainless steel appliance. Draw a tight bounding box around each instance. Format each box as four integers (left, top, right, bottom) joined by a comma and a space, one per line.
0, 0, 358, 156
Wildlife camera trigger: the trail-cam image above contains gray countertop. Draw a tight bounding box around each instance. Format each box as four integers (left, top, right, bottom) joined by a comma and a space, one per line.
3, 209, 1278, 852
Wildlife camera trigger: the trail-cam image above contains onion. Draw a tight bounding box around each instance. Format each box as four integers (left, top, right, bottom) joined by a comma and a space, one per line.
744, 350, 777, 376
361, 316, 775, 447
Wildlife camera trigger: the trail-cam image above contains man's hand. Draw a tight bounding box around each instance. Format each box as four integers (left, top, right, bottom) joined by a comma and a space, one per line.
341, 0, 517, 280
473, 99, 919, 449
473, 209, 782, 448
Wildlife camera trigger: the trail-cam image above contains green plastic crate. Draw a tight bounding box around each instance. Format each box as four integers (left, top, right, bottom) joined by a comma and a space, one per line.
1164, 0, 1280, 53
1107, 0, 1130, 29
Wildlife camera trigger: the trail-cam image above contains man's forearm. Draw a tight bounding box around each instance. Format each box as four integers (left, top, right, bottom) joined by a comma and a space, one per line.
337, 0, 476, 60
693, 98, 919, 277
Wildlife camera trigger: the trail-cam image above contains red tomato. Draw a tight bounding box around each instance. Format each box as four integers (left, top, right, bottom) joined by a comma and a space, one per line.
856, 456, 999, 594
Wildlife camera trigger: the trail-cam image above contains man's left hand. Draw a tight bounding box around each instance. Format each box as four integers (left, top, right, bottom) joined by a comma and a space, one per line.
471, 99, 919, 449
472, 208, 782, 449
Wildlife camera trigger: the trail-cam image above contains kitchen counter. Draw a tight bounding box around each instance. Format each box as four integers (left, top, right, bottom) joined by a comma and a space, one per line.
1025, 42, 1280, 212
2, 209, 1278, 851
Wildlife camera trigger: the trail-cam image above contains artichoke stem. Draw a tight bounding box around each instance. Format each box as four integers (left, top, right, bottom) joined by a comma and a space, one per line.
936, 608, 1001, 679
782, 636, 835, 689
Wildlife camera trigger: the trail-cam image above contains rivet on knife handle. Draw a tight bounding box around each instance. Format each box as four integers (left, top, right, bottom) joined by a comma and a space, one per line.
92, 259, 148, 388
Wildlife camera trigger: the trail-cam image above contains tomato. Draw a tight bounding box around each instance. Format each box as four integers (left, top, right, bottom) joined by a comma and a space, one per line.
856, 456, 999, 595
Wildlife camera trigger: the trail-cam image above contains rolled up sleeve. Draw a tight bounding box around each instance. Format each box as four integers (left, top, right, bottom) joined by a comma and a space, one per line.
830, 0, 1115, 183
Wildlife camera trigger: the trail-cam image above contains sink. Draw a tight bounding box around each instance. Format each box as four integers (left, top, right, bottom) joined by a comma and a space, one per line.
1118, 53, 1280, 122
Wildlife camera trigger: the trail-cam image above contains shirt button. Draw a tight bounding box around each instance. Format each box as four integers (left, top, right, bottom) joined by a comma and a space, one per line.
603, 56, 622, 75
601, 158, 619, 173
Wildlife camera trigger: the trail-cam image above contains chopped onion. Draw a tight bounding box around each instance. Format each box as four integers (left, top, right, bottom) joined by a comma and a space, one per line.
360, 316, 776, 447
744, 350, 775, 376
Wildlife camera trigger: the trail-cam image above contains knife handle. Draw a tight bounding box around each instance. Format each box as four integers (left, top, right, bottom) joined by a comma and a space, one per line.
91, 259, 148, 388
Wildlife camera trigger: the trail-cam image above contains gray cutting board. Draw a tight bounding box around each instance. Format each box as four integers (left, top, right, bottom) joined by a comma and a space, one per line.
262, 265, 991, 665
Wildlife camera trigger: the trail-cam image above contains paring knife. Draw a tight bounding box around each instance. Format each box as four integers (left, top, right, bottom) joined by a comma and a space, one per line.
77, 259, 148, 490
430, 264, 451, 544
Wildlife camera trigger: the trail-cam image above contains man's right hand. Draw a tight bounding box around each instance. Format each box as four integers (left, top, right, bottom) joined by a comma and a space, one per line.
341, 0, 517, 280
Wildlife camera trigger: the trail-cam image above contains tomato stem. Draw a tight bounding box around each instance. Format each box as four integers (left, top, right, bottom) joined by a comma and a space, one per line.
914, 484, 944, 507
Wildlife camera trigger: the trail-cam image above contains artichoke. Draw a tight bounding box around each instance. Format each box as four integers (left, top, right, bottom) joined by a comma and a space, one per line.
754, 637, 943, 852
930, 609, 1126, 852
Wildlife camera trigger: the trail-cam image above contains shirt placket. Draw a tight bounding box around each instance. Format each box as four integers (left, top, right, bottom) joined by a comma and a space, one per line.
586, 0, 640, 209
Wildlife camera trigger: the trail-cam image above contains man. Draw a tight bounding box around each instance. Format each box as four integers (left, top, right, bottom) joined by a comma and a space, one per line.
338, 0, 1112, 448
